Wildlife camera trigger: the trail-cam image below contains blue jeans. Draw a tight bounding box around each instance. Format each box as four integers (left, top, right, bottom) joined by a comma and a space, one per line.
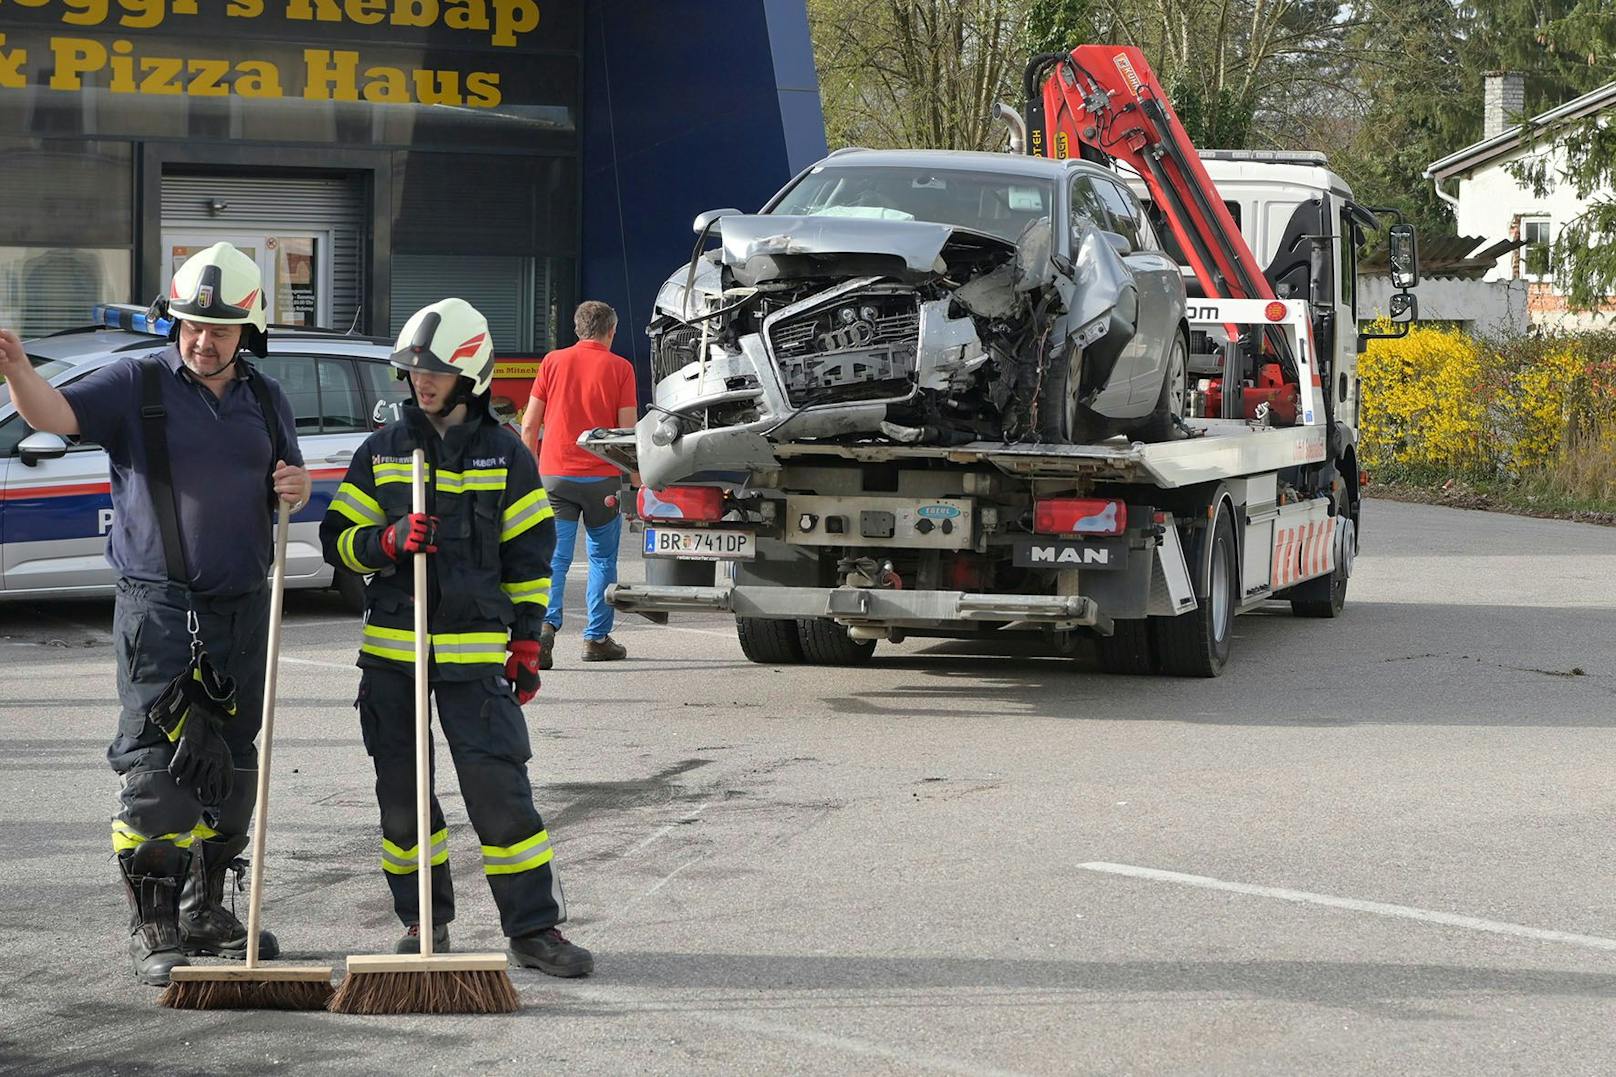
543, 476, 621, 640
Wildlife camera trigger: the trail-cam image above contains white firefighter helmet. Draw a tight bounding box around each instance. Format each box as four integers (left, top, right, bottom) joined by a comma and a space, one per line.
390, 298, 495, 396
166, 242, 269, 356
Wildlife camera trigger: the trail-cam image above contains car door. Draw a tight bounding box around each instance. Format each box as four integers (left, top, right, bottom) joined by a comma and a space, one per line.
256, 353, 372, 584
0, 378, 120, 595
1093, 178, 1183, 406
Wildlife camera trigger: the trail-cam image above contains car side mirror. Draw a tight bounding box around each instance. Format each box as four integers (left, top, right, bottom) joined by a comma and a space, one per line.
17, 430, 67, 466
1389, 291, 1417, 322
1389, 223, 1418, 290
1099, 229, 1132, 255
692, 208, 743, 236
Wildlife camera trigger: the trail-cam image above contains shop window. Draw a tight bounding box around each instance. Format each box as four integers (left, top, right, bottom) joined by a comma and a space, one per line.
0, 247, 132, 337
391, 255, 560, 353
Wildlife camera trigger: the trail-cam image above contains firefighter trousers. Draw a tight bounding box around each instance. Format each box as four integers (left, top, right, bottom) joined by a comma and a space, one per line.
355, 667, 567, 939
107, 578, 266, 856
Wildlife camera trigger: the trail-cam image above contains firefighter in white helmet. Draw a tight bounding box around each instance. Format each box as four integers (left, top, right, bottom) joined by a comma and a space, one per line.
319, 298, 593, 976
0, 241, 311, 986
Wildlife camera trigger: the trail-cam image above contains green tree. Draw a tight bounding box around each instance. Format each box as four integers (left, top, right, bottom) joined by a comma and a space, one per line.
1508, 1, 1616, 308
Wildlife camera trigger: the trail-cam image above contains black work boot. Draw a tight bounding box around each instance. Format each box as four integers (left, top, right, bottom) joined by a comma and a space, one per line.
395, 923, 451, 954
509, 927, 593, 977
117, 842, 192, 987
179, 835, 280, 960
538, 623, 556, 670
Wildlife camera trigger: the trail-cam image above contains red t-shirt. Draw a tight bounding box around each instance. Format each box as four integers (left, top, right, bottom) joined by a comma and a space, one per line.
529, 339, 638, 477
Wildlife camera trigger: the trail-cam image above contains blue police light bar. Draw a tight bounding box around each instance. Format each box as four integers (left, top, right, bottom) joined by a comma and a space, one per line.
93, 304, 172, 336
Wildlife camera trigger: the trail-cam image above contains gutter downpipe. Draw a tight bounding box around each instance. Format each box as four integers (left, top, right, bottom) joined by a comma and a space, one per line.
1425, 168, 1461, 214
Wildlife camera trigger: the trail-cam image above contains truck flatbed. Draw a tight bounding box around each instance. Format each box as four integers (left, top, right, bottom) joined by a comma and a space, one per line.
581, 417, 1326, 488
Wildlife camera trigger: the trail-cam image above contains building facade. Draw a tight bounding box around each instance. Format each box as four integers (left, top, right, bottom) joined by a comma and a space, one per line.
1425, 75, 1616, 329
0, 0, 826, 409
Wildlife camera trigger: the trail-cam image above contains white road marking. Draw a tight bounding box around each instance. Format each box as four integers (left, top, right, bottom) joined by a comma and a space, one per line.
283, 656, 357, 671
1079, 862, 1616, 951
626, 801, 713, 857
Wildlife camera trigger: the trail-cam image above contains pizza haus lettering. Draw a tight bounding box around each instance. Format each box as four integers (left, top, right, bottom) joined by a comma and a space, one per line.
0, 0, 541, 105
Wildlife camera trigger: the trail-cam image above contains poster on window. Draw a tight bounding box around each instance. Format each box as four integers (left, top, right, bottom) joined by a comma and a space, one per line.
271, 237, 317, 327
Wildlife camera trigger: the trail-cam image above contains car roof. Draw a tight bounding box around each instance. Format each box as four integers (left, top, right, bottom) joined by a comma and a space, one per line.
24, 325, 394, 366
815, 147, 1105, 181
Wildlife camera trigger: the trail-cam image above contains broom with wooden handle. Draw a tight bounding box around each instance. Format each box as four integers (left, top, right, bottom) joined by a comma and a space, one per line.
329, 448, 518, 1015
160, 500, 335, 1009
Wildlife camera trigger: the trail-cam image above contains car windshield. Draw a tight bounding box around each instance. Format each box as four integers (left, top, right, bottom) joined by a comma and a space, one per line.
770, 166, 1054, 244
0, 357, 75, 410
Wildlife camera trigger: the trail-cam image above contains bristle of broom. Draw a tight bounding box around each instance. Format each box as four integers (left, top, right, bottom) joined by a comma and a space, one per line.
158, 978, 335, 1011
327, 969, 519, 1015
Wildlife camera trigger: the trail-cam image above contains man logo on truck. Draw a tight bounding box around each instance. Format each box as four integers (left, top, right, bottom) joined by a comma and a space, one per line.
1027, 544, 1111, 566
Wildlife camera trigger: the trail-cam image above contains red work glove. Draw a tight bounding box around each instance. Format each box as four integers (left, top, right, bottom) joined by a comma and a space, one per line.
505, 639, 542, 704
379, 513, 439, 561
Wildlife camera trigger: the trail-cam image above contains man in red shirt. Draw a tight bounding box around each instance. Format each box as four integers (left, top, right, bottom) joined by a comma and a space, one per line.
521, 301, 638, 666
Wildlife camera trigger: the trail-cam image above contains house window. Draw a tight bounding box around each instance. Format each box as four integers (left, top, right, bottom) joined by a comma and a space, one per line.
1520, 217, 1551, 281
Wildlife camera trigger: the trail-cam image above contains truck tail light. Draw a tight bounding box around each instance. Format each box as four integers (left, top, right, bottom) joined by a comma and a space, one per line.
639, 485, 724, 522
1033, 498, 1125, 536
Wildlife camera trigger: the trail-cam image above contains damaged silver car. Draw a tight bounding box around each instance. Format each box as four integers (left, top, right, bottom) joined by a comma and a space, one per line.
641, 149, 1187, 488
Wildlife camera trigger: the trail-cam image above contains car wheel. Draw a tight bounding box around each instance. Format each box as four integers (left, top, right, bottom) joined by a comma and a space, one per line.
1033, 342, 1106, 444
1134, 331, 1188, 443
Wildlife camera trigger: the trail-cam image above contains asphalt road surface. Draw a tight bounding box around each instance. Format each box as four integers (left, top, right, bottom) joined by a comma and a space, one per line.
2, 499, 1613, 1076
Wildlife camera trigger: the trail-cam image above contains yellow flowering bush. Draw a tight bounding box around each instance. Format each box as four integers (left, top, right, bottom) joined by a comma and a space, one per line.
1360, 326, 1616, 496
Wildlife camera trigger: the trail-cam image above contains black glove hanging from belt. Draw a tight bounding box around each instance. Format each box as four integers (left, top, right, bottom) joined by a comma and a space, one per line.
147, 613, 237, 806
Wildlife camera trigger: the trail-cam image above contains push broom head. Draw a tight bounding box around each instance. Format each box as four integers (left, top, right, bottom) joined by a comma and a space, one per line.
327, 953, 518, 1015
158, 965, 335, 1010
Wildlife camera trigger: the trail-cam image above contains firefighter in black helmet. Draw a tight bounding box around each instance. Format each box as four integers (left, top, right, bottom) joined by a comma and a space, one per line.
320, 298, 593, 976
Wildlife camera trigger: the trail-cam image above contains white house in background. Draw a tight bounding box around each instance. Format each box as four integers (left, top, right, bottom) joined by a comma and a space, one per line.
1425, 74, 1616, 328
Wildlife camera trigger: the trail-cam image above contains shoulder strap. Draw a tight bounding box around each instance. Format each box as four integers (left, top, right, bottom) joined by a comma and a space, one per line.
242, 363, 285, 469
139, 361, 189, 584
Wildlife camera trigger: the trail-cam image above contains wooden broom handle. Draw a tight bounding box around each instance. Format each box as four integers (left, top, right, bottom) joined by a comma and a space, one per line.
411, 449, 434, 957
245, 499, 290, 970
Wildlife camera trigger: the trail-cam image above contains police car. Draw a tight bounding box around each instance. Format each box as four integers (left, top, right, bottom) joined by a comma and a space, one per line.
1, 306, 410, 607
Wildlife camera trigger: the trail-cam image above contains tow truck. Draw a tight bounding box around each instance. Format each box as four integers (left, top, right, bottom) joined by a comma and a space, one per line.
584, 46, 1420, 676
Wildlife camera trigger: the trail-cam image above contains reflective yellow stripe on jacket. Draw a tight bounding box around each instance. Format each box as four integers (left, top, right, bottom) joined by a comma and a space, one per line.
501, 576, 551, 607
338, 526, 387, 574
330, 481, 385, 527
382, 828, 449, 874
482, 830, 553, 876
360, 624, 508, 666
501, 488, 553, 542
371, 463, 507, 495
112, 821, 195, 852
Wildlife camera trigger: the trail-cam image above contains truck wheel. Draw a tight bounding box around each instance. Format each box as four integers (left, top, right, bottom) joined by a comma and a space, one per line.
737, 617, 804, 664
334, 568, 367, 614
1094, 617, 1155, 675
1133, 332, 1189, 443
797, 618, 876, 666
1152, 505, 1236, 677
1290, 493, 1354, 619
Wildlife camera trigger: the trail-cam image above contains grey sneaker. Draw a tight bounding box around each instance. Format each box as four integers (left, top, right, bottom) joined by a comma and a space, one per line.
581, 636, 627, 662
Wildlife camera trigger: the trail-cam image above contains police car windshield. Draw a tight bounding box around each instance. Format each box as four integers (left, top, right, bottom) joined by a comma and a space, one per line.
0, 357, 74, 411
770, 166, 1054, 244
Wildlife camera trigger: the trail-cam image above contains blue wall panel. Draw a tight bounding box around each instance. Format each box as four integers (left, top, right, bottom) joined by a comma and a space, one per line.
580, 0, 826, 392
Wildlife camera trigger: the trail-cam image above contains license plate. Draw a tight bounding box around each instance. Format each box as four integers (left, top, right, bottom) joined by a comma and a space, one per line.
643, 527, 755, 560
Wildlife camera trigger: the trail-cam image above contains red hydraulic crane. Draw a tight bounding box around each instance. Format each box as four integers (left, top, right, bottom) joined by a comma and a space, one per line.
1024, 46, 1307, 421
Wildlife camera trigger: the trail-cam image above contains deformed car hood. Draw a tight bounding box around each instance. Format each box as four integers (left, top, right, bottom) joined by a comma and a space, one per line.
718, 215, 1015, 284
